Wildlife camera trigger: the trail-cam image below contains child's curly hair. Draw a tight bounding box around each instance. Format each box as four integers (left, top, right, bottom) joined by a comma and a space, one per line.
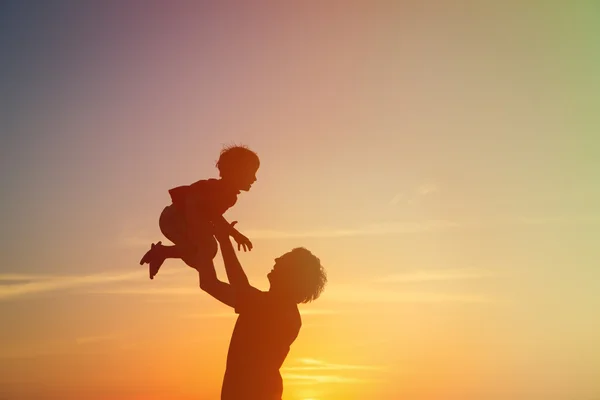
216, 144, 260, 177
286, 248, 327, 304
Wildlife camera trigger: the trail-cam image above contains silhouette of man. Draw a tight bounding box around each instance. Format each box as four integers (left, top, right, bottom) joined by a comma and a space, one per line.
188, 221, 327, 400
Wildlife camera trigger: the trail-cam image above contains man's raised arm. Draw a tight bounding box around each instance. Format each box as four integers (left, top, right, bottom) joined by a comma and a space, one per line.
215, 222, 250, 288
193, 258, 235, 308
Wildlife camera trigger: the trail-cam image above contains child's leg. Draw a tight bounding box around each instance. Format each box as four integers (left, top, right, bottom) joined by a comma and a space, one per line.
139, 204, 186, 279
140, 241, 178, 264
159, 204, 218, 261
142, 204, 217, 279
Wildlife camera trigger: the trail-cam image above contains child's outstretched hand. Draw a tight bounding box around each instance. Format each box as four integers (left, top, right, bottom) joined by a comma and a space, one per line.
229, 221, 253, 252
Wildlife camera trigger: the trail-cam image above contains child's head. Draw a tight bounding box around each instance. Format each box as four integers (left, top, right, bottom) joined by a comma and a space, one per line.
267, 248, 327, 304
216, 144, 260, 191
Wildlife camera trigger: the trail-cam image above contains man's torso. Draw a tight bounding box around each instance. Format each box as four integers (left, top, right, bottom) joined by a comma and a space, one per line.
222, 290, 301, 400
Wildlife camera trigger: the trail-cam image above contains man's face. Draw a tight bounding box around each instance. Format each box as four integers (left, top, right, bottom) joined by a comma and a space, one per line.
267, 252, 294, 287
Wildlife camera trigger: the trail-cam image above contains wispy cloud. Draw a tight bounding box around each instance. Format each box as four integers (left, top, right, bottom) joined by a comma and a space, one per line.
282, 358, 384, 385
180, 308, 343, 320
117, 230, 155, 248
416, 183, 439, 196
180, 311, 235, 319
0, 271, 145, 301
246, 220, 458, 239
118, 212, 600, 248
325, 284, 493, 304
89, 286, 198, 296
373, 268, 498, 283
514, 215, 600, 225
390, 183, 439, 206
283, 358, 384, 372
117, 219, 456, 246
75, 334, 118, 345
389, 192, 405, 206
299, 308, 344, 316
0, 273, 66, 281
283, 374, 369, 384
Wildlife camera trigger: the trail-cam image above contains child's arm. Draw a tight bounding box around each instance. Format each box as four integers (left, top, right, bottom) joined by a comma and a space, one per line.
215, 217, 253, 252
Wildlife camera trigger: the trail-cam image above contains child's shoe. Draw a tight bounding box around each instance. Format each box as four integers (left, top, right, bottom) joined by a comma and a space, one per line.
140, 241, 165, 279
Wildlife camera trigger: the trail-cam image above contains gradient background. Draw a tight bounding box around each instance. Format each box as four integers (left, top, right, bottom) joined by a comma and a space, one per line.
1, 2, 599, 399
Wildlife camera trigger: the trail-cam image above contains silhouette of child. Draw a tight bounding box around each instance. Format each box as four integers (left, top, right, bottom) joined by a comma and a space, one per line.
139, 145, 259, 279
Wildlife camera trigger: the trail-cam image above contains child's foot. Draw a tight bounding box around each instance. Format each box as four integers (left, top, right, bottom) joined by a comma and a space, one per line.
139, 242, 160, 265
140, 242, 166, 280
149, 249, 166, 280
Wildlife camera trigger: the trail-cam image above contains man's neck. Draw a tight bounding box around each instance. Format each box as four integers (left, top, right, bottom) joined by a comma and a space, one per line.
268, 288, 295, 305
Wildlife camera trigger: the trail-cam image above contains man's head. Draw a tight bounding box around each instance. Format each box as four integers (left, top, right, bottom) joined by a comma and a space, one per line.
216, 144, 260, 192
267, 248, 327, 304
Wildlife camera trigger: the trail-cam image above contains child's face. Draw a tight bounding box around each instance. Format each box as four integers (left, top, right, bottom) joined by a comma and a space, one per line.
231, 165, 258, 192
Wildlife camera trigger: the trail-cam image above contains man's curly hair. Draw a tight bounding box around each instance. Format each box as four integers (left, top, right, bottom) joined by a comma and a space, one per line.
286, 248, 327, 304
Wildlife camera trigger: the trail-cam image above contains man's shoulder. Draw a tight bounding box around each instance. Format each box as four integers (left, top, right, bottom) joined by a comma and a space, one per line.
291, 304, 301, 325
284, 304, 302, 336
234, 286, 266, 314
270, 296, 301, 319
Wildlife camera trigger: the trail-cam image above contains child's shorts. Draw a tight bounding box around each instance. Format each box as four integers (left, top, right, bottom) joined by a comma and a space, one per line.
159, 204, 218, 260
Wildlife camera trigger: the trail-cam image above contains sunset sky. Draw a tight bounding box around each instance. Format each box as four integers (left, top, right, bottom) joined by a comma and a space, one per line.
1, 2, 599, 399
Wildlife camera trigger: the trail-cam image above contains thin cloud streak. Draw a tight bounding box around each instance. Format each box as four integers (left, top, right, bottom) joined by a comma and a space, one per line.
89, 286, 199, 296
117, 230, 155, 248
374, 268, 498, 283
75, 334, 119, 345
282, 374, 369, 384
282, 358, 384, 385
246, 220, 458, 239
0, 267, 189, 301
389, 193, 405, 206
325, 284, 493, 304
283, 358, 384, 372
0, 273, 69, 281
416, 183, 439, 196
515, 215, 600, 225
389, 183, 439, 206
299, 308, 344, 316
119, 214, 600, 247
180, 309, 342, 320
181, 312, 235, 319
0, 271, 145, 301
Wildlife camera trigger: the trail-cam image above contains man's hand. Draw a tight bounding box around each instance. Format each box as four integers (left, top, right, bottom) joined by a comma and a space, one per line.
214, 221, 251, 288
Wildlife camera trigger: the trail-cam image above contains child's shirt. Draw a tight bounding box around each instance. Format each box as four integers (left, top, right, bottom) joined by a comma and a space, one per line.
168, 178, 238, 218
